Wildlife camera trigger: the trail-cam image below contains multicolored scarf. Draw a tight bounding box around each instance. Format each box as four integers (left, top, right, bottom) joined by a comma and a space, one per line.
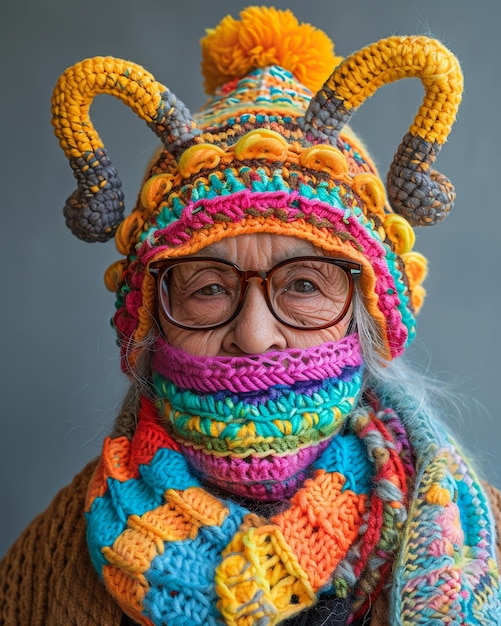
85, 334, 501, 625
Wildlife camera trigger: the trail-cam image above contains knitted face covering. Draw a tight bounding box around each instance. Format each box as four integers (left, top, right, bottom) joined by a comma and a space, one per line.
151, 333, 364, 501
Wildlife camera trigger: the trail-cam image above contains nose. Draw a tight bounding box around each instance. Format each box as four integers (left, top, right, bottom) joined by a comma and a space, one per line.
221, 279, 287, 355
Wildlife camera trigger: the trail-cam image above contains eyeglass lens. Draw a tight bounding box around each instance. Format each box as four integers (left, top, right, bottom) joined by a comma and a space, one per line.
157, 258, 353, 330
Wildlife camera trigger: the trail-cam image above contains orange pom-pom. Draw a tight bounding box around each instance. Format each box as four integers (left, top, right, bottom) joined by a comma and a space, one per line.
201, 6, 341, 94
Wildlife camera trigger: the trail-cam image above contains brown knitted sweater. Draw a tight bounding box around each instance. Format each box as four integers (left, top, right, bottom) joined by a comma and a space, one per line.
1, 460, 500, 626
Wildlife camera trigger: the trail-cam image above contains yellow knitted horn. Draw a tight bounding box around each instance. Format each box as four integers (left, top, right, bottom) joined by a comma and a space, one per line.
51, 56, 200, 242
302, 36, 463, 226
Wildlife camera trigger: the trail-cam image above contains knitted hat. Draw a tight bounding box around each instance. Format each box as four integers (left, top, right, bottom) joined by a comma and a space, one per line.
51, 6, 463, 368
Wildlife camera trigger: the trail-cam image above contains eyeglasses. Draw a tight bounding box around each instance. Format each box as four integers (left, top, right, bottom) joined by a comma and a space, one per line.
148, 256, 361, 331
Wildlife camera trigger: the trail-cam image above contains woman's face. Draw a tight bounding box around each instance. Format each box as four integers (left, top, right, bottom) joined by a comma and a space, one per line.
159, 233, 353, 356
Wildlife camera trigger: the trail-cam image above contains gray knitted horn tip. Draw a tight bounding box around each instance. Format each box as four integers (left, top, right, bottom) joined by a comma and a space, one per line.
63, 188, 125, 243
64, 148, 125, 242
387, 168, 456, 227
387, 133, 456, 227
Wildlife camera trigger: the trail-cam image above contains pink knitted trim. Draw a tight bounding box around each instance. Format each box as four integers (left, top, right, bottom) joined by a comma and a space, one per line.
140, 191, 385, 264
158, 191, 331, 248
152, 333, 362, 393
180, 439, 331, 501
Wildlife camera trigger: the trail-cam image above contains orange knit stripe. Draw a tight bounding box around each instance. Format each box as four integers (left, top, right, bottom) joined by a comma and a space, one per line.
103, 564, 152, 626
85, 436, 134, 512
272, 470, 366, 590
102, 435, 135, 481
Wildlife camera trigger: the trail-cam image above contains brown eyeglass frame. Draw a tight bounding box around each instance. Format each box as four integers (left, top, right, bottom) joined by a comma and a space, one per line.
148, 255, 362, 331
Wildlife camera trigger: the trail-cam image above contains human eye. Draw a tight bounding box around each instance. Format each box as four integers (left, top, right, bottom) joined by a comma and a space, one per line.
284, 276, 317, 294
278, 264, 325, 296
271, 260, 350, 328
163, 261, 238, 327
195, 279, 227, 296
273, 260, 349, 305
184, 266, 235, 299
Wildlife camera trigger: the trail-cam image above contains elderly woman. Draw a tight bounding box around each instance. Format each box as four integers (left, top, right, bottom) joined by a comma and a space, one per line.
1, 6, 500, 626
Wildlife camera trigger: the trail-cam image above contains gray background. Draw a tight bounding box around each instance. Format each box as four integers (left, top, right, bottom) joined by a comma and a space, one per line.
1, 0, 500, 557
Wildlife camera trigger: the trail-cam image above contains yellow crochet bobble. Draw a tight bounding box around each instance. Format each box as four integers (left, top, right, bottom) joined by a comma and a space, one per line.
201, 6, 342, 94
402, 251, 428, 287
104, 260, 127, 292
115, 209, 149, 256
140, 174, 173, 211
401, 251, 428, 314
410, 285, 427, 314
299, 146, 348, 177
234, 129, 288, 161
426, 482, 452, 506
352, 173, 387, 221
384, 214, 415, 254
178, 144, 225, 177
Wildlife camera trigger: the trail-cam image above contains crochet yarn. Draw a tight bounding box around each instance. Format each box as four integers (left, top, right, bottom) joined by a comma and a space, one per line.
86, 396, 410, 626
85, 336, 501, 625
200, 6, 342, 94
86, 394, 501, 626
51, 6, 463, 366
45, 7, 501, 625
151, 333, 364, 500
378, 384, 501, 624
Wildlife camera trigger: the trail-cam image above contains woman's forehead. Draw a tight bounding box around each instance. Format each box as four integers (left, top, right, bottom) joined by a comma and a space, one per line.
193, 233, 318, 260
